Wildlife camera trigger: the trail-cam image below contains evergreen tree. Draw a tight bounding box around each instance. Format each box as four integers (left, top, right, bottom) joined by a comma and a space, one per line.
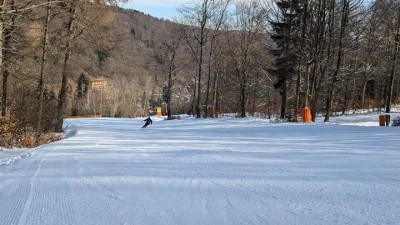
77, 74, 89, 99
268, 0, 302, 119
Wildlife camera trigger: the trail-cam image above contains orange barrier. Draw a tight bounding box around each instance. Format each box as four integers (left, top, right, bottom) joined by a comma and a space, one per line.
379, 115, 386, 126
301, 107, 312, 123
379, 114, 390, 126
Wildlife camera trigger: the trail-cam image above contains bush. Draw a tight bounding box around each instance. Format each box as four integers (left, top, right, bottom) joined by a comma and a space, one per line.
13, 84, 58, 133
0, 115, 19, 148
0, 115, 62, 148
17, 134, 35, 148
37, 133, 62, 145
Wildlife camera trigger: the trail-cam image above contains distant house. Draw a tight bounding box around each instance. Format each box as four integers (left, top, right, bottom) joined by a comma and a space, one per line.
90, 77, 108, 89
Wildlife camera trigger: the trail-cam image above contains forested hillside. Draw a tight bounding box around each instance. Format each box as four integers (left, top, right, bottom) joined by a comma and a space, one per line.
1, 0, 399, 147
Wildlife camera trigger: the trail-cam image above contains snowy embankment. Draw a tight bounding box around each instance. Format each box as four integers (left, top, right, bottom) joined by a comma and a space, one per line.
0, 114, 399, 225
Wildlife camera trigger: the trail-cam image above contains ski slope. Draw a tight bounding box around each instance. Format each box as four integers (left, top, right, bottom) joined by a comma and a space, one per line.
0, 114, 399, 225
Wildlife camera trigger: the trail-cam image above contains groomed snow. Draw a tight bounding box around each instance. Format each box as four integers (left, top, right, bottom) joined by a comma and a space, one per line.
0, 113, 399, 225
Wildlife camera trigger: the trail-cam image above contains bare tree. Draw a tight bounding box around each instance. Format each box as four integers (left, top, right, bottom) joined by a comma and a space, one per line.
178, 0, 231, 118
37, 0, 53, 135
162, 34, 182, 120
55, 0, 127, 132
55, 0, 78, 132
227, 0, 266, 118
1, 0, 17, 116
324, 0, 350, 122
178, 0, 211, 118
1, 0, 61, 117
384, 2, 400, 113
203, 0, 231, 117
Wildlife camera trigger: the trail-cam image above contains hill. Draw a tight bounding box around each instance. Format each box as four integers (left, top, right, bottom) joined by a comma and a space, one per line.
2, 1, 273, 139
70, 6, 193, 117
15, 4, 193, 119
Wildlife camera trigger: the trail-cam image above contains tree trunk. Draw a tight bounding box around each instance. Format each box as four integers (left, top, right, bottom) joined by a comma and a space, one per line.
204, 43, 213, 117
294, 68, 301, 122
212, 71, 220, 118
310, 0, 330, 121
165, 40, 179, 120
324, 0, 349, 122
239, 72, 246, 118
166, 74, 172, 120
195, 37, 204, 118
280, 81, 287, 119
1, 0, 8, 116
385, 6, 400, 113
191, 78, 197, 117
0, 3, 4, 116
294, 0, 309, 122
341, 76, 350, 115
1, 0, 16, 117
251, 72, 259, 117
37, 0, 51, 134
55, 0, 77, 132
360, 76, 368, 109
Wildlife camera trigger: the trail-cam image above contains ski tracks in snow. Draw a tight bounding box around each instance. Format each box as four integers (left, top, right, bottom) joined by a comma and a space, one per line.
16, 146, 78, 225
17, 153, 45, 225
2, 117, 399, 225
146, 144, 273, 225
0, 145, 78, 225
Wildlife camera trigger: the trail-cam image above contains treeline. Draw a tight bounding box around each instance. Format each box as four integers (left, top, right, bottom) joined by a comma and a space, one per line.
170, 0, 399, 122
0, 0, 128, 147
0, 0, 399, 147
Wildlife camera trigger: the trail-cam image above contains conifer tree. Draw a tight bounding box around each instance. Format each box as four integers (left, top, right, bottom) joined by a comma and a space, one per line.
268, 0, 302, 119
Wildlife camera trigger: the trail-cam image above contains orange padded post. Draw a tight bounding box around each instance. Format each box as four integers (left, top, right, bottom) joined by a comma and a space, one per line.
379, 115, 390, 126
301, 107, 312, 123
379, 115, 386, 126
156, 107, 162, 117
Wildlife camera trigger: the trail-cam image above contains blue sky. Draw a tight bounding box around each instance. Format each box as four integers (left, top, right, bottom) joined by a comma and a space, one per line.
122, 0, 377, 20
121, 0, 189, 20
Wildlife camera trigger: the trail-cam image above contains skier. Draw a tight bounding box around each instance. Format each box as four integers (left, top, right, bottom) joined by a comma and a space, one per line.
142, 117, 153, 128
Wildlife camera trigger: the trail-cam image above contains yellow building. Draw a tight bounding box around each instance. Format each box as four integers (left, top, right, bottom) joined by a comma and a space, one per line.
90, 77, 107, 89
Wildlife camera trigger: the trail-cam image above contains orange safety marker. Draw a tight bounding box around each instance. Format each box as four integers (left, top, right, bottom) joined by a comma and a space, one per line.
301, 107, 312, 123
156, 107, 162, 117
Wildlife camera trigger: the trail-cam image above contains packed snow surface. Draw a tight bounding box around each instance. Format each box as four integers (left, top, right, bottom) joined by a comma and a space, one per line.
0, 114, 399, 225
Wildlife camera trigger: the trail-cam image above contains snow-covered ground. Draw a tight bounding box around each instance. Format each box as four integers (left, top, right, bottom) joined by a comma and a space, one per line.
0, 113, 399, 225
